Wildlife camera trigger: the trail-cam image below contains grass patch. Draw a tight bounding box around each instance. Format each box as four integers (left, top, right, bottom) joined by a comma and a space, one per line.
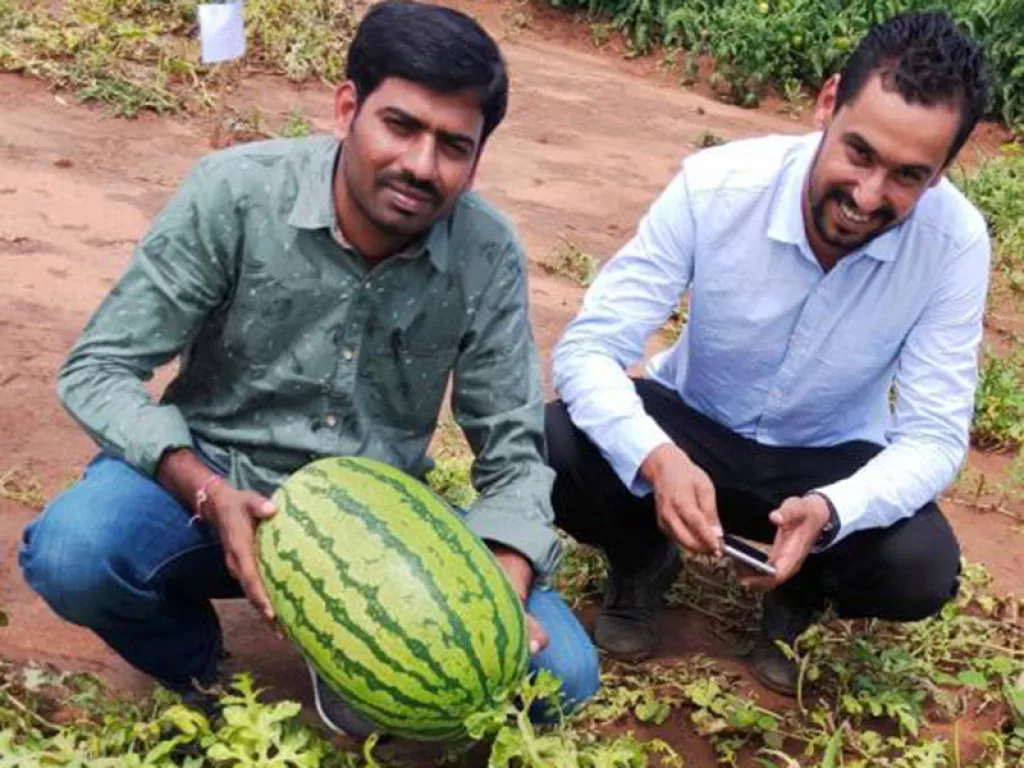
279, 106, 314, 138
972, 346, 1024, 450
541, 237, 600, 287
0, 0, 354, 117
954, 147, 1024, 304
425, 419, 477, 509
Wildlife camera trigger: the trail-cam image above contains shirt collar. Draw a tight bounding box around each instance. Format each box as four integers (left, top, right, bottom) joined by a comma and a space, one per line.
286, 135, 452, 272
767, 131, 902, 265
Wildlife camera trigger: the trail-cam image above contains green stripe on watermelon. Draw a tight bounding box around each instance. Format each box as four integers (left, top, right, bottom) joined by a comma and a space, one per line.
256, 456, 530, 741
303, 479, 493, 698
260, 560, 455, 732
278, 494, 473, 702
335, 458, 524, 683
302, 458, 527, 692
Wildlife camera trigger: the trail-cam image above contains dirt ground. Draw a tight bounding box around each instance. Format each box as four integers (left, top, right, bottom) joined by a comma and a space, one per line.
1, 1, 1021, 763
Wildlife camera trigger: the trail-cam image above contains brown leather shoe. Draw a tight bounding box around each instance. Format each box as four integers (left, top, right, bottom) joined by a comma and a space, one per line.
748, 589, 815, 697
594, 543, 683, 662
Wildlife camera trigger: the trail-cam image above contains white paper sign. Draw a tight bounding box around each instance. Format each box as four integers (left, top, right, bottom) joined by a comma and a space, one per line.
198, 2, 246, 64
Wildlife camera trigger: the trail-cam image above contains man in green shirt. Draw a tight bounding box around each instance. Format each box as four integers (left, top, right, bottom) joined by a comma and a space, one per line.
19, 0, 599, 736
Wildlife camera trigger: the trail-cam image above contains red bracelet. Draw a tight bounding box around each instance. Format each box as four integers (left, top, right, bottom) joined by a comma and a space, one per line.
189, 473, 221, 526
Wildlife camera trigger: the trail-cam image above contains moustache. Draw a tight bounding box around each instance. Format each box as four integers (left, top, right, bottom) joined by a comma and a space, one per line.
378, 171, 440, 204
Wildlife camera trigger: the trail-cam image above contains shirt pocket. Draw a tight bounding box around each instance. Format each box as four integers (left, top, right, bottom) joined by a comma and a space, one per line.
359, 325, 460, 432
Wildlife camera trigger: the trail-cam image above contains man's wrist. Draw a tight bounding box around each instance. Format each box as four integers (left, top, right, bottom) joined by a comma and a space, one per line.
806, 492, 840, 546
487, 543, 533, 601
639, 442, 683, 485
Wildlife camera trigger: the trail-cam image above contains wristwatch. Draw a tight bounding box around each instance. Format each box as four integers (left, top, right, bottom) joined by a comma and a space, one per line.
807, 492, 840, 547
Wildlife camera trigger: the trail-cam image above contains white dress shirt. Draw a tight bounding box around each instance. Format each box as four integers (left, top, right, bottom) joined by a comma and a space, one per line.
552, 132, 991, 546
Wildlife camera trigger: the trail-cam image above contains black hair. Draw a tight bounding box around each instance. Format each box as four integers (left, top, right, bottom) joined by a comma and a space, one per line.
835, 11, 989, 162
346, 0, 509, 143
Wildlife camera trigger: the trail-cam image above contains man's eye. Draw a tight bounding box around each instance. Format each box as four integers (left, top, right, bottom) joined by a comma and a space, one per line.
848, 145, 871, 164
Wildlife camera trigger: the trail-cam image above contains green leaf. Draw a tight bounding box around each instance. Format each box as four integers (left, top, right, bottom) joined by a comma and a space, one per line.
634, 692, 670, 725
957, 669, 989, 690
821, 728, 843, 768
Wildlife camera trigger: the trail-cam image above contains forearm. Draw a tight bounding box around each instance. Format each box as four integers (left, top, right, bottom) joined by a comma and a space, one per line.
554, 345, 672, 493
461, 402, 561, 580
156, 447, 224, 516
814, 435, 962, 544
58, 354, 193, 475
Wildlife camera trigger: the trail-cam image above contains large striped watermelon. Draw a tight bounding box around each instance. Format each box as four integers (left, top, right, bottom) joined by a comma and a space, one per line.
255, 456, 530, 741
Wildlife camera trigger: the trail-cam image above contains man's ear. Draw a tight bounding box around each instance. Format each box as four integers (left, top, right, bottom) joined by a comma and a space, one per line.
333, 81, 359, 142
814, 74, 840, 130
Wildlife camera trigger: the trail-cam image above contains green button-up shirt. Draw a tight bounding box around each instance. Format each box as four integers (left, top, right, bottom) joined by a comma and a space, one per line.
58, 135, 560, 578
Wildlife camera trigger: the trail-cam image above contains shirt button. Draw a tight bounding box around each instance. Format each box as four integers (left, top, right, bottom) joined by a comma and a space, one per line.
342, 348, 354, 361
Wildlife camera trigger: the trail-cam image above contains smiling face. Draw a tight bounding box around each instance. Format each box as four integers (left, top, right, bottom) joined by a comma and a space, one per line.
332, 77, 485, 255
804, 72, 961, 263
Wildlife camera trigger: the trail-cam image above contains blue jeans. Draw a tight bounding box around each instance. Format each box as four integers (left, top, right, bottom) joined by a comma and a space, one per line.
19, 454, 600, 718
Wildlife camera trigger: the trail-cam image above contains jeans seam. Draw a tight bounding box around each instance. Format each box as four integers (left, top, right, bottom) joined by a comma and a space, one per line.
145, 540, 224, 583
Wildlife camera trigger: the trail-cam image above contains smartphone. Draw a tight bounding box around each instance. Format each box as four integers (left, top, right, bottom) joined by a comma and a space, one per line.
722, 534, 776, 576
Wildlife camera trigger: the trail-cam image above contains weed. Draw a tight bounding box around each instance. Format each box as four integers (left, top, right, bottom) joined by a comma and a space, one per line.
0, 0, 354, 117
542, 237, 600, 287
972, 347, 1024, 450
279, 106, 313, 138
954, 148, 1024, 302
779, 78, 811, 118
0, 467, 46, 510
425, 419, 477, 509
590, 22, 615, 48
696, 129, 726, 148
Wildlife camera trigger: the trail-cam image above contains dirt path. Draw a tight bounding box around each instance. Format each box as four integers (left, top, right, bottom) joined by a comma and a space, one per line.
1, 2, 1021, 761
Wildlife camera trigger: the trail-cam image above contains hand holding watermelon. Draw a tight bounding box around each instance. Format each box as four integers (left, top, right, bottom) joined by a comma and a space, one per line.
201, 483, 279, 624
489, 543, 549, 655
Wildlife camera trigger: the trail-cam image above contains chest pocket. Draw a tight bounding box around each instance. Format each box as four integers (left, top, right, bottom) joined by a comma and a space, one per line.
360, 290, 468, 430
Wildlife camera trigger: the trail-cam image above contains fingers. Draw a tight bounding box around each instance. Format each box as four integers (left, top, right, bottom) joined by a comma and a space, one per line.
526, 614, 549, 655
220, 510, 276, 622
769, 498, 804, 528
241, 492, 277, 520
659, 495, 720, 555
693, 472, 723, 555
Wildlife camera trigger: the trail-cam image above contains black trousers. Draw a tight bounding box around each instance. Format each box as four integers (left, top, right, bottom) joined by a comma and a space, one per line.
545, 379, 961, 621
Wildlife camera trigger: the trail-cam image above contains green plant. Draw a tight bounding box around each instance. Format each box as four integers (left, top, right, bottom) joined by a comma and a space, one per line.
954, 148, 1024, 300
0, 0, 354, 117
279, 107, 314, 138
542, 0, 1024, 132
972, 347, 1024, 449
542, 238, 600, 287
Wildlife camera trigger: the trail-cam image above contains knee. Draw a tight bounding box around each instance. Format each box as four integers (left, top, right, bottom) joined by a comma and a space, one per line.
552, 641, 601, 713
875, 518, 961, 622
543, 400, 576, 474
20, 497, 126, 628
529, 637, 601, 722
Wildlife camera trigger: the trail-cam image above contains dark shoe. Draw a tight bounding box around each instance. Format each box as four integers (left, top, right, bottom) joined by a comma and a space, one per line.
307, 660, 382, 741
594, 542, 683, 662
749, 589, 815, 696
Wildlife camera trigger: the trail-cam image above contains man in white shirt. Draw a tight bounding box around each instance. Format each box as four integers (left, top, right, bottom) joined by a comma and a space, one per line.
547, 11, 991, 694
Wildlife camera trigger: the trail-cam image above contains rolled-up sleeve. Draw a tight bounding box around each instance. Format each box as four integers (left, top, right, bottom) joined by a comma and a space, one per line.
552, 169, 696, 494
57, 160, 237, 476
455, 239, 560, 580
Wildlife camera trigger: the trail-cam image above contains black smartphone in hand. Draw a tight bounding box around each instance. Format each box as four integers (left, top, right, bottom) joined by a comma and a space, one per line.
722, 534, 776, 576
